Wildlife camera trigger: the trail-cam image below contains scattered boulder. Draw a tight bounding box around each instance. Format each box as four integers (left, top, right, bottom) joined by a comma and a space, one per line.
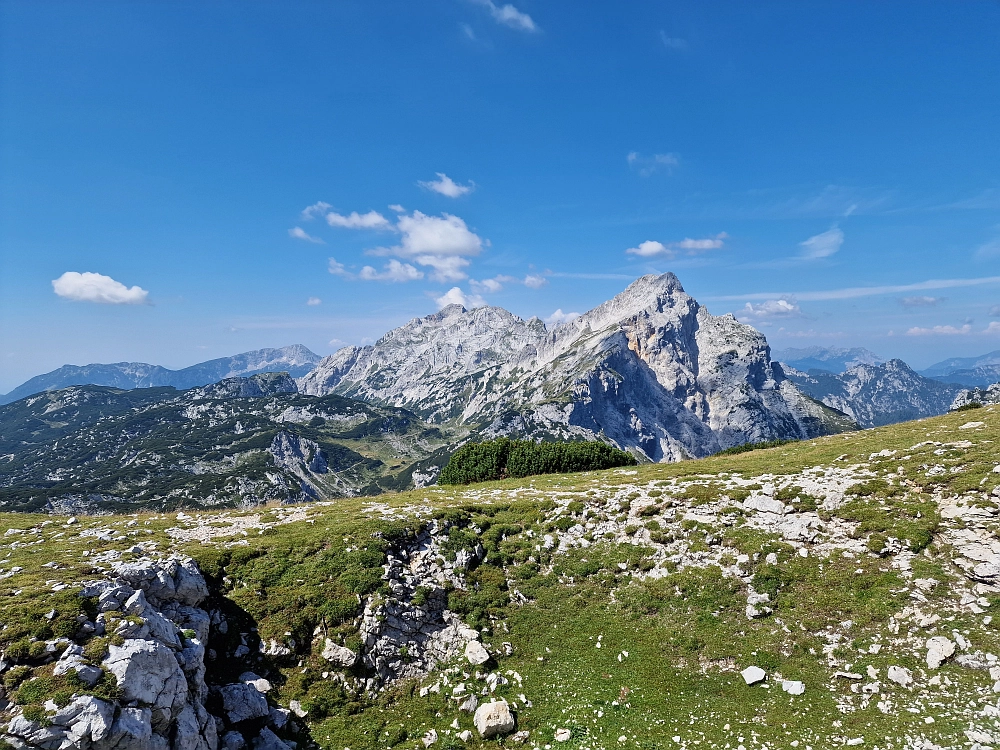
473, 699, 516, 738
741, 666, 766, 685
926, 636, 956, 669
465, 640, 490, 666
554, 728, 572, 742
887, 665, 913, 687
781, 680, 805, 695
321, 639, 358, 668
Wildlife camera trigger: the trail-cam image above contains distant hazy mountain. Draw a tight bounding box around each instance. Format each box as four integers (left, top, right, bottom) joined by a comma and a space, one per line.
784, 359, 963, 428
920, 350, 1000, 387
773, 346, 885, 374
0, 344, 322, 405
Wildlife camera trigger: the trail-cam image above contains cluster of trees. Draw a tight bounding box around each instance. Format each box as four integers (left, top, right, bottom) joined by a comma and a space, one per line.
438, 438, 637, 485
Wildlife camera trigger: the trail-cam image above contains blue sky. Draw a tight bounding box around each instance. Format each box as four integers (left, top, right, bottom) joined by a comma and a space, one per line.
2, 1, 999, 392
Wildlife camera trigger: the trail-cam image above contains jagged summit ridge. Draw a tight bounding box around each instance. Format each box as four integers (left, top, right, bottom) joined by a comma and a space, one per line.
299, 274, 852, 460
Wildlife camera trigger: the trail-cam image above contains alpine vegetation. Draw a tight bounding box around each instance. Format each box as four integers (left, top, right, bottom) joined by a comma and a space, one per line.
437, 438, 637, 485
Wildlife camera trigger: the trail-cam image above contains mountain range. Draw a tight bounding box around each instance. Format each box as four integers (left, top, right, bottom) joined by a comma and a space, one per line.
918, 349, 1000, 387
299, 273, 853, 460
0, 344, 322, 405
0, 372, 451, 513
783, 359, 964, 428
773, 346, 885, 374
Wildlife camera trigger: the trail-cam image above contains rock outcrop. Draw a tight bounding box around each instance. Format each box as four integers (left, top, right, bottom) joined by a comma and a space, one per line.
299, 274, 853, 460
2, 557, 301, 750
951, 383, 1000, 410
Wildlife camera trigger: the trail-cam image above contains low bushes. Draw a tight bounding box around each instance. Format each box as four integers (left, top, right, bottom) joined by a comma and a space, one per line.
438, 438, 636, 485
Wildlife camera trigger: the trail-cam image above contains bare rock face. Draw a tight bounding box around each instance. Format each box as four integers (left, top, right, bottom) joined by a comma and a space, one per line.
299, 274, 852, 461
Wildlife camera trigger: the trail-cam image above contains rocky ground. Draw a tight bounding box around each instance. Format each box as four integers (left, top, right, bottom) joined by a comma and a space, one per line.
2, 407, 1000, 748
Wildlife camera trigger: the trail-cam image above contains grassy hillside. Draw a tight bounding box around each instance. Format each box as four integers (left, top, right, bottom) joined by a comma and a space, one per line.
3, 406, 1000, 748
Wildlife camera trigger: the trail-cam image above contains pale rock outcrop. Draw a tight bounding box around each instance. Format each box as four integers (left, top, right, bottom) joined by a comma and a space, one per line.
320, 639, 357, 668
926, 636, 956, 669
299, 274, 853, 461
473, 700, 516, 738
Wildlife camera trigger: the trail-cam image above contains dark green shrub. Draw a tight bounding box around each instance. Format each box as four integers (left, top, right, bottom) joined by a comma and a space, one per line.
714, 439, 797, 456
951, 402, 982, 412
438, 438, 636, 485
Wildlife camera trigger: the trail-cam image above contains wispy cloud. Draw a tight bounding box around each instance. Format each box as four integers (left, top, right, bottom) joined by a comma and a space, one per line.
626, 233, 728, 258
434, 286, 486, 310
736, 299, 802, 322
52, 271, 149, 305
798, 226, 843, 260
306, 297, 322, 306
326, 210, 392, 230
975, 236, 1000, 259
544, 309, 581, 327
898, 296, 944, 308
418, 173, 475, 198
359, 260, 424, 283
288, 226, 324, 243
659, 31, 687, 49
470, 273, 549, 294
905, 324, 972, 336
705, 274, 1000, 303
328, 257, 350, 277
473, 0, 538, 32
300, 201, 332, 221
627, 151, 679, 177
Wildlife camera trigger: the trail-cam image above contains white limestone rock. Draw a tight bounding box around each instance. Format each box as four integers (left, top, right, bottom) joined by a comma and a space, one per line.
926, 636, 956, 669
781, 680, 805, 695
321, 639, 358, 668
473, 699, 516, 739
465, 640, 491, 665
741, 666, 766, 685
887, 665, 913, 687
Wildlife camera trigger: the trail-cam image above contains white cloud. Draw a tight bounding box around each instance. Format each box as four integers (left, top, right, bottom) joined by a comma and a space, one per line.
326, 210, 391, 230
328, 338, 347, 347
289, 226, 324, 243
985, 322, 1000, 334
545, 308, 580, 327
627, 151, 679, 177
328, 257, 350, 276
418, 173, 475, 198
523, 274, 548, 289
414, 254, 470, 282
659, 31, 687, 49
388, 204, 405, 213
300, 201, 332, 220
52, 271, 149, 305
470, 273, 548, 293
393, 211, 484, 257
626, 233, 728, 258
359, 260, 424, 282
905, 324, 972, 336
434, 286, 486, 310
737, 299, 802, 321
626, 240, 671, 257
474, 0, 538, 32
706, 274, 1000, 303
675, 233, 728, 252
471, 276, 510, 293
462, 23, 476, 40
306, 297, 322, 306
898, 296, 943, 307
798, 226, 844, 259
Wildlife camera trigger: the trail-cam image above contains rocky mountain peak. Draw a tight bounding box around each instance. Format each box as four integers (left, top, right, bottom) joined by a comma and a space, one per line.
299, 273, 852, 460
